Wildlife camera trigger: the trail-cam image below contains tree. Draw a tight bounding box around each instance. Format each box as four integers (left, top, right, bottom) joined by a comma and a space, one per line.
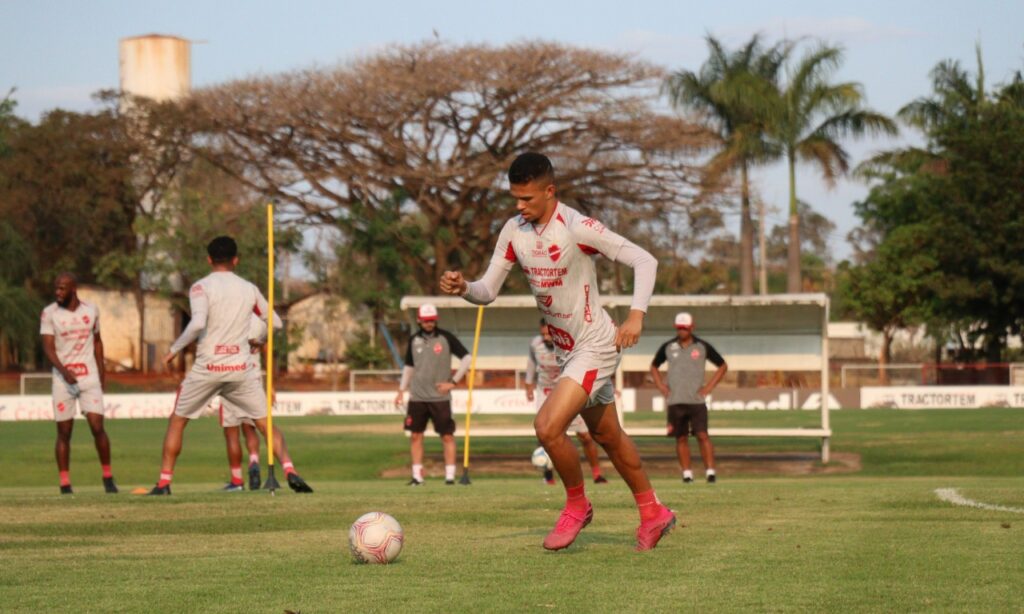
193, 40, 715, 292
665, 34, 787, 294
767, 43, 897, 292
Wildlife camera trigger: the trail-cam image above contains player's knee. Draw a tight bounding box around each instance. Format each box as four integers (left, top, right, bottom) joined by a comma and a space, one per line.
533, 417, 561, 446
696, 432, 710, 442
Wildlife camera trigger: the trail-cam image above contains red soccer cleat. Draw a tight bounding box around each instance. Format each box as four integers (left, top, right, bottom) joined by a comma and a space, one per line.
635, 505, 676, 552
542, 503, 593, 551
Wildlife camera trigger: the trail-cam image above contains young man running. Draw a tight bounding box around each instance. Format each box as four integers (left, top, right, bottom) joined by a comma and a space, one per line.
650, 312, 728, 484
440, 152, 675, 551
394, 304, 471, 485
526, 319, 607, 485
40, 273, 117, 494
149, 236, 312, 495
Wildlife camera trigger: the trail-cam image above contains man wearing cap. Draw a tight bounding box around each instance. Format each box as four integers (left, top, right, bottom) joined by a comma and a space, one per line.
395, 304, 472, 485
650, 312, 728, 484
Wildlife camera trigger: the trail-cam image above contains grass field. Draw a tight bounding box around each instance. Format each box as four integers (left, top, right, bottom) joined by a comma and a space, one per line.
1, 409, 1022, 613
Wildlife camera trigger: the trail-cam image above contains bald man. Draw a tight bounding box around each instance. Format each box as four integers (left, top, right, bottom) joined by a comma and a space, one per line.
40, 273, 117, 495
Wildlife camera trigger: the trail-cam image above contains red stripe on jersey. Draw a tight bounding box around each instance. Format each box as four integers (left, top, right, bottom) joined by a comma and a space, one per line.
577, 243, 601, 256
253, 304, 262, 316
218, 403, 224, 427
581, 369, 598, 394
504, 242, 517, 263
556, 213, 566, 225
171, 384, 183, 417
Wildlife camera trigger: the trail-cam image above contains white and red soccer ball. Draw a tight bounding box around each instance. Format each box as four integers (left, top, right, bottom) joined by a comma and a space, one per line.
348, 512, 404, 564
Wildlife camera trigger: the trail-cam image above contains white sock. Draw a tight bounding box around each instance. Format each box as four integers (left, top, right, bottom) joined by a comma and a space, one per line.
682, 470, 693, 479
412, 464, 424, 482
706, 468, 716, 476
445, 464, 456, 481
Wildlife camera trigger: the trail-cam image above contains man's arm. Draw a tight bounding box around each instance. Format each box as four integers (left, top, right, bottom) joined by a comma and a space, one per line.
395, 340, 415, 406
41, 335, 76, 385
524, 345, 537, 401
650, 342, 670, 397
440, 221, 516, 303
165, 284, 209, 364
699, 342, 728, 397
93, 332, 105, 389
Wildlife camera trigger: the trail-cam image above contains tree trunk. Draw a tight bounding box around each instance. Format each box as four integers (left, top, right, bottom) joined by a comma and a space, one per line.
134, 275, 147, 373
786, 152, 802, 293
739, 162, 754, 295
758, 196, 768, 295
0, 334, 8, 371
879, 328, 893, 385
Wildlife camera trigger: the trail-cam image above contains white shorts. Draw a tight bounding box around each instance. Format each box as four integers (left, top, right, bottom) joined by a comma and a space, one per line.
558, 346, 618, 409
173, 371, 267, 422
214, 397, 257, 428
534, 386, 589, 433
52, 376, 104, 422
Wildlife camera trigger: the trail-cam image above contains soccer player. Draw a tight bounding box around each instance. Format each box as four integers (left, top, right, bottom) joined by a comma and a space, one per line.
215, 313, 274, 492
40, 273, 117, 495
149, 236, 312, 495
394, 304, 471, 486
650, 312, 728, 484
525, 318, 607, 485
440, 152, 675, 552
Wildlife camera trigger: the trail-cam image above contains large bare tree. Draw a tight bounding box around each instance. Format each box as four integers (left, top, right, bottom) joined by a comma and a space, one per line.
192, 41, 716, 290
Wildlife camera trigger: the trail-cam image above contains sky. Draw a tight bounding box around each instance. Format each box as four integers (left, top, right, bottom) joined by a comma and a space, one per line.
2, 0, 1022, 263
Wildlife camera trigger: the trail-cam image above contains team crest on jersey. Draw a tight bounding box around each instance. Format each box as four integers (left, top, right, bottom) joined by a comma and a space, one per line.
546, 323, 575, 351
547, 244, 561, 262
82, 315, 90, 324
691, 349, 700, 360
433, 342, 443, 355
57, 402, 66, 411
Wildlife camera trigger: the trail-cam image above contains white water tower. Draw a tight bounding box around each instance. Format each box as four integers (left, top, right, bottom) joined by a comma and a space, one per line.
119, 34, 191, 101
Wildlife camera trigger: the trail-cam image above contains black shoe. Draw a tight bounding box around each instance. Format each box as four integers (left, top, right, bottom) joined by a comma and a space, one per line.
103, 477, 119, 494
407, 478, 424, 486
248, 462, 261, 491
543, 469, 554, 482
594, 475, 609, 484
445, 479, 455, 485
682, 475, 694, 484
707, 474, 717, 484
221, 482, 244, 492
286, 472, 313, 493
60, 484, 73, 495
147, 484, 171, 496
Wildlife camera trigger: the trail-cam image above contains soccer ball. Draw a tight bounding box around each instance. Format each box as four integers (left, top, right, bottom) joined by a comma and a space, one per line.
531, 446, 553, 470
348, 512, 404, 564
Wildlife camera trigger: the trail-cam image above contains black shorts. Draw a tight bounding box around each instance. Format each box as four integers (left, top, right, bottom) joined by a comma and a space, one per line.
666, 403, 708, 438
404, 400, 456, 436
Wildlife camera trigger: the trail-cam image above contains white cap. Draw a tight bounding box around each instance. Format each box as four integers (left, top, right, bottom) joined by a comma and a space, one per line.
674, 312, 694, 329
418, 303, 439, 321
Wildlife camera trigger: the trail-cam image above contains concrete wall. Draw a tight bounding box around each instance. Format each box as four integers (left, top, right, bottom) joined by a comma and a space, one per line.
76, 286, 177, 371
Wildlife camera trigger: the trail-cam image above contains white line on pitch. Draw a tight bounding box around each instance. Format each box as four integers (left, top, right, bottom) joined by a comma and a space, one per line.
934, 488, 1024, 514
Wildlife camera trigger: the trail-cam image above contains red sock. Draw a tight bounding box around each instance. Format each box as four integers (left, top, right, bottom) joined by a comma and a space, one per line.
59, 471, 71, 487
158, 472, 173, 488
565, 483, 588, 514
591, 465, 602, 479
230, 466, 243, 485
101, 465, 113, 479
283, 462, 295, 476
634, 489, 662, 522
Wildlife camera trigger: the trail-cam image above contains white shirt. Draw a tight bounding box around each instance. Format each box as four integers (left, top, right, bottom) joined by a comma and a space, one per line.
526, 335, 560, 388
40, 302, 101, 386
169, 271, 272, 379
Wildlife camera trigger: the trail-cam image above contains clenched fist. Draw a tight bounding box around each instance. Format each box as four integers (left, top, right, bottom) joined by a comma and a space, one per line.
440, 270, 467, 296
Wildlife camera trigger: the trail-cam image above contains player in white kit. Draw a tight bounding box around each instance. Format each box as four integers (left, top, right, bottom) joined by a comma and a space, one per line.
440, 153, 676, 551
40, 273, 118, 495
525, 319, 607, 485
148, 236, 312, 495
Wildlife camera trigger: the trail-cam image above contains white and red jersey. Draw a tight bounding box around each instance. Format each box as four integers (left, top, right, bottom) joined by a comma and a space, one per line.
169, 271, 271, 379
491, 203, 625, 357
526, 335, 560, 389
40, 301, 101, 386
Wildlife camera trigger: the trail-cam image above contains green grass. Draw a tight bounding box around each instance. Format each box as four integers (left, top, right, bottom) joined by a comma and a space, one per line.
1, 409, 1023, 613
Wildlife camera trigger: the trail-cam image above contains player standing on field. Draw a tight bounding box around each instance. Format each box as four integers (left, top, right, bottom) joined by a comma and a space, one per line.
526, 319, 607, 485
395, 304, 471, 485
148, 236, 312, 495
40, 273, 117, 495
440, 152, 676, 551
650, 312, 728, 484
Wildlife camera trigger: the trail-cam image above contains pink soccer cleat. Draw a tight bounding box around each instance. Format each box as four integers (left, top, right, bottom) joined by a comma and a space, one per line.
542, 503, 594, 551
635, 506, 676, 551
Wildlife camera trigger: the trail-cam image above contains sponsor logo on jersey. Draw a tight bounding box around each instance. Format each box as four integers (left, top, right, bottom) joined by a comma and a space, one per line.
583, 284, 593, 323
540, 308, 573, 320
536, 294, 553, 307
205, 363, 248, 372
191, 284, 204, 296
580, 217, 605, 233
546, 323, 575, 352
530, 278, 564, 289
65, 363, 89, 377
433, 342, 443, 355
215, 345, 241, 355
691, 349, 701, 360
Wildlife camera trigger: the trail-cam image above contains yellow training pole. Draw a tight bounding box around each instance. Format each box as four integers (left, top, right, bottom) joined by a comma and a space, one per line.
265, 204, 278, 493
459, 305, 485, 485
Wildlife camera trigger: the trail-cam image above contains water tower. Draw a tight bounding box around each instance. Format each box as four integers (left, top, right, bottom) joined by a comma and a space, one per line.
119, 34, 191, 101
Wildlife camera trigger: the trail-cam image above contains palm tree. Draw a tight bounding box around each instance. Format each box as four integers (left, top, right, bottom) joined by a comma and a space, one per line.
665, 34, 787, 295
768, 44, 897, 292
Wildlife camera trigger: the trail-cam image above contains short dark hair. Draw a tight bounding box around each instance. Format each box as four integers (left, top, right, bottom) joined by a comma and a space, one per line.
207, 236, 238, 263
539, 318, 546, 326
508, 152, 554, 185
